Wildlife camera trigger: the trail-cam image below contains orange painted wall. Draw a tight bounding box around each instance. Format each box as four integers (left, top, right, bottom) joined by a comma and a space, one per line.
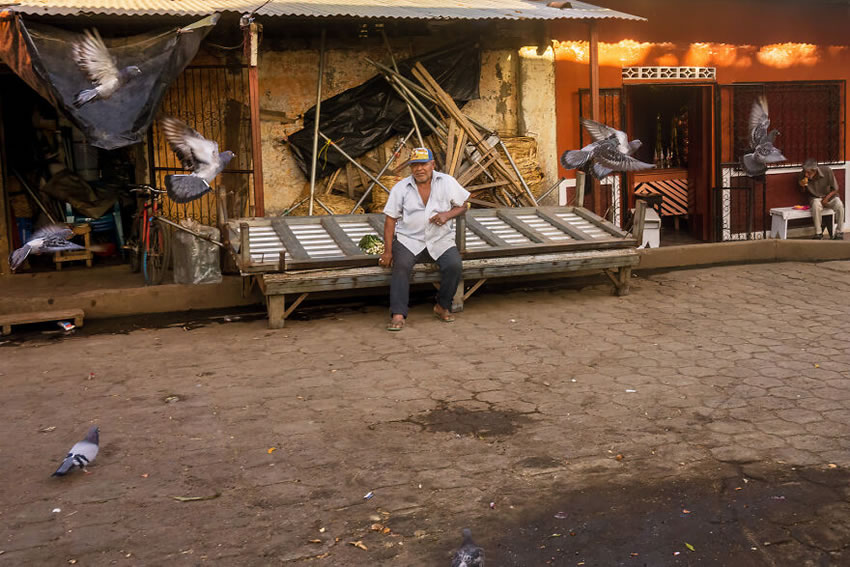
552, 0, 850, 178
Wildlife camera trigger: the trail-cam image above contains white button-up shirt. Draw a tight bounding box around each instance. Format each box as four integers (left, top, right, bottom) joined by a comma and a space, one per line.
383, 171, 470, 260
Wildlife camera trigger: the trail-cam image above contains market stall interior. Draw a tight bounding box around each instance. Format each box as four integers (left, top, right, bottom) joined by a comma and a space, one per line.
1, 71, 136, 272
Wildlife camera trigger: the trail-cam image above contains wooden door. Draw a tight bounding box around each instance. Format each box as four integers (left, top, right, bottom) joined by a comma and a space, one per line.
687, 86, 714, 241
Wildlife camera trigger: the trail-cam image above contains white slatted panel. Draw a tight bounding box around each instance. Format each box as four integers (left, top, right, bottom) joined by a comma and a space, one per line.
290, 225, 342, 258
249, 226, 286, 264
463, 228, 489, 250
339, 221, 380, 242
516, 213, 573, 241
476, 216, 532, 244
555, 212, 608, 239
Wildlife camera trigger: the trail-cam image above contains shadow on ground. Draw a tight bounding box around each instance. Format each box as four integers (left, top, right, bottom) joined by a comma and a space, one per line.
462, 461, 850, 566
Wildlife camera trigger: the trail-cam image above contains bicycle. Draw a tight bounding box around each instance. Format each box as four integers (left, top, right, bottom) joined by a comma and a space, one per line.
124, 184, 172, 285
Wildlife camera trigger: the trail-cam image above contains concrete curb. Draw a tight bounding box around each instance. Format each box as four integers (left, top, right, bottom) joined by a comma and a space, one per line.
638, 239, 850, 271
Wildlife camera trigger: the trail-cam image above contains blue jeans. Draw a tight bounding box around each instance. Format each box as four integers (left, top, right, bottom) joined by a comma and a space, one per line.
390, 239, 462, 317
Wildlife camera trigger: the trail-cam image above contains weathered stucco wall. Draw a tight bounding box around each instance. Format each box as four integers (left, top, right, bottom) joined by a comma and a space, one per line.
257, 43, 552, 214
518, 48, 557, 200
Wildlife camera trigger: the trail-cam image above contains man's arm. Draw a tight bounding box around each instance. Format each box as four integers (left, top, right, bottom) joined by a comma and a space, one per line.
823, 168, 839, 204
379, 215, 397, 267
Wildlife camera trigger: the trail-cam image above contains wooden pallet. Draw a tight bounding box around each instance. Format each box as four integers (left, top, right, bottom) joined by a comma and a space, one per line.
229, 206, 635, 274
0, 308, 84, 335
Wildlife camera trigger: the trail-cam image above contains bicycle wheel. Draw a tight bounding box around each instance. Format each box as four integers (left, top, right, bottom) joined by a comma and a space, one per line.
143, 220, 172, 285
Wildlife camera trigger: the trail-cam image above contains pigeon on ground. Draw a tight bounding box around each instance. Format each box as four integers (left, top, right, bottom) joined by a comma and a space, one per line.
53, 426, 100, 476
451, 528, 484, 567
71, 28, 142, 108
561, 117, 654, 179
160, 116, 236, 204
9, 224, 84, 272
741, 96, 786, 177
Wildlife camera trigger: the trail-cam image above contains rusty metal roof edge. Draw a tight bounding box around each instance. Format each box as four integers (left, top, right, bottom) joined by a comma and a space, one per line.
6, 1, 645, 22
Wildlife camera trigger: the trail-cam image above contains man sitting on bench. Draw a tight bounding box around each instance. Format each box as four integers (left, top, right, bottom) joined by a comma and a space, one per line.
798, 158, 844, 240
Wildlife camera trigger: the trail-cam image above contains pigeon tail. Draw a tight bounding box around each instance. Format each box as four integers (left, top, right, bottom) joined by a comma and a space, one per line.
561, 149, 590, 170
741, 153, 766, 177
166, 175, 212, 204
52, 456, 75, 477
9, 244, 31, 272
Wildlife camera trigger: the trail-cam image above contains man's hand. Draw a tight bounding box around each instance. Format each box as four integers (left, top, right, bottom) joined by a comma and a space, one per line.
429, 212, 450, 226
378, 250, 393, 268
799, 177, 809, 188
823, 193, 834, 205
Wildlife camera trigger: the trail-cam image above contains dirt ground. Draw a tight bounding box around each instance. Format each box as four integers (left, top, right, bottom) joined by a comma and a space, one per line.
3, 261, 850, 566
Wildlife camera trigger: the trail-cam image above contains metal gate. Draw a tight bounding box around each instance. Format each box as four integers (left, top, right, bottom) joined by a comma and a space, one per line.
149, 64, 255, 226
715, 81, 845, 241
577, 88, 624, 224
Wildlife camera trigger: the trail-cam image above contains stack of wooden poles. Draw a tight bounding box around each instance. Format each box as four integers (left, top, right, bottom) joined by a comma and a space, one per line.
288, 57, 547, 216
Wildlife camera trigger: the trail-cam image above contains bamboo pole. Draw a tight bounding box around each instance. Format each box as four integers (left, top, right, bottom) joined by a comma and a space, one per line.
308, 29, 327, 216
381, 31, 424, 147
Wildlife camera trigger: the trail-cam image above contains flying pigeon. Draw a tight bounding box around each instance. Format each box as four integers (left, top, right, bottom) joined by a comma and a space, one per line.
561, 118, 654, 179
9, 224, 84, 272
71, 28, 142, 108
451, 528, 484, 567
741, 96, 786, 177
160, 116, 236, 204
53, 426, 100, 476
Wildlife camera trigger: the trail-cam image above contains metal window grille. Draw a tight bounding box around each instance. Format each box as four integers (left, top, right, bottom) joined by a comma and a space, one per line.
729, 81, 845, 167
149, 64, 255, 226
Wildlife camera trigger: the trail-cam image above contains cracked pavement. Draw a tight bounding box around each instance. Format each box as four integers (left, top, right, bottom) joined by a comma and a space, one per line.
2, 260, 850, 565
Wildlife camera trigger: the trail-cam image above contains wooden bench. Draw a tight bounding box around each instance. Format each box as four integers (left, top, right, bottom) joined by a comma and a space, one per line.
257, 248, 639, 328
0, 308, 84, 335
769, 206, 835, 239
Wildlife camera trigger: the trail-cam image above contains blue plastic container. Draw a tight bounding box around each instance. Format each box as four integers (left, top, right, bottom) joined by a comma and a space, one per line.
16, 217, 33, 245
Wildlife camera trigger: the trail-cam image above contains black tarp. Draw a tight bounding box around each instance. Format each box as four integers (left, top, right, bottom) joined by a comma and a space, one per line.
0, 12, 216, 150
287, 43, 481, 178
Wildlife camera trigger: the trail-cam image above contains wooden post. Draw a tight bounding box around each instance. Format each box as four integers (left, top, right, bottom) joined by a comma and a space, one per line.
588, 22, 600, 214
240, 222, 251, 268
267, 294, 285, 328
589, 22, 600, 122
575, 170, 586, 208
632, 200, 647, 247
245, 22, 265, 217
0, 92, 9, 277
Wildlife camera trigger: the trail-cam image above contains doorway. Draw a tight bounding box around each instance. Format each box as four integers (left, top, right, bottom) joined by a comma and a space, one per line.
625, 84, 714, 242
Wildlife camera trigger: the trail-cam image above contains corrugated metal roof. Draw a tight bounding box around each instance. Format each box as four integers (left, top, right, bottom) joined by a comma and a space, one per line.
6, 0, 644, 21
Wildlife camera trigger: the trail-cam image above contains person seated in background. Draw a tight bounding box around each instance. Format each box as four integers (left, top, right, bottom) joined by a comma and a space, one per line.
379, 147, 469, 331
798, 158, 844, 240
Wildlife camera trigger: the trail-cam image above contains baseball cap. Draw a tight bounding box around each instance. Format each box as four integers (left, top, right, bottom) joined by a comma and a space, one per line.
408, 147, 434, 164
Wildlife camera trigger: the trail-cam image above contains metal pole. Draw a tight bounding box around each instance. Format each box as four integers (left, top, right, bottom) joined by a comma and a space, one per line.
349, 127, 416, 214
319, 132, 392, 194
498, 139, 538, 206
155, 217, 224, 248
308, 28, 327, 216
381, 31, 424, 147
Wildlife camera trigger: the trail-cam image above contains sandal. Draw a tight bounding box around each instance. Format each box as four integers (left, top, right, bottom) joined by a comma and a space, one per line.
387, 318, 405, 331
433, 305, 455, 323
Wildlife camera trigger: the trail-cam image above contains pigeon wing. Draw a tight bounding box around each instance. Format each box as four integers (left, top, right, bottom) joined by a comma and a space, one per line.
30, 224, 73, 243
749, 96, 771, 146
72, 29, 119, 88
594, 142, 655, 172
160, 116, 217, 174
580, 117, 619, 143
